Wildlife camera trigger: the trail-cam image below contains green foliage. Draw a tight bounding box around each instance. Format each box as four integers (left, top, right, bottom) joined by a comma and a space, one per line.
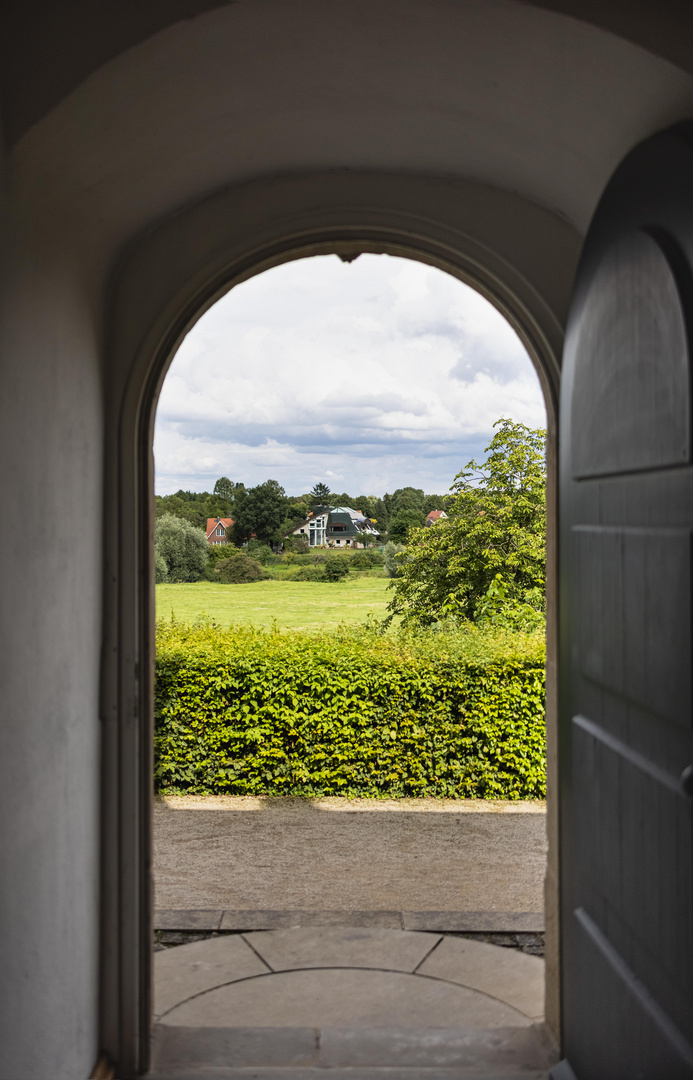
155, 513, 209, 582
387, 420, 546, 627
274, 555, 350, 582
475, 575, 545, 632
206, 544, 236, 564
213, 476, 236, 502
155, 621, 546, 798
232, 479, 287, 546
323, 554, 351, 581
388, 507, 425, 542
155, 481, 447, 540
283, 535, 310, 554
214, 552, 266, 584
155, 477, 243, 528
280, 565, 326, 582
310, 481, 331, 506
245, 540, 275, 564
350, 549, 383, 569
383, 541, 407, 578
155, 550, 169, 584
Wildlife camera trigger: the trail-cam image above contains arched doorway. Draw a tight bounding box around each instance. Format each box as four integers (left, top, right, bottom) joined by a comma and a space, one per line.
104, 172, 569, 1074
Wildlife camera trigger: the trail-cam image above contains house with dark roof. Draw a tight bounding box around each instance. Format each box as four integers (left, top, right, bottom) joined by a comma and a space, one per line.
289, 505, 379, 548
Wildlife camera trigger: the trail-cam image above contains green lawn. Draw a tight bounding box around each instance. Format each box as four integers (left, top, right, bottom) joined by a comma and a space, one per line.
156, 576, 394, 631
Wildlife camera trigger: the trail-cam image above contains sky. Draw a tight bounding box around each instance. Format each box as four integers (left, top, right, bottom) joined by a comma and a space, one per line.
154, 254, 546, 498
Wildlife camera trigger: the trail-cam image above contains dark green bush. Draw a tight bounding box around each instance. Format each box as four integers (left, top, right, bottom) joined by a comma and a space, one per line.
214, 553, 266, 583
155, 622, 546, 799
323, 554, 350, 581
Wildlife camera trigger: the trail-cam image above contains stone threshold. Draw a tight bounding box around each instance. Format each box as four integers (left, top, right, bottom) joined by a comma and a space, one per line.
151, 1023, 554, 1073
154, 909, 545, 933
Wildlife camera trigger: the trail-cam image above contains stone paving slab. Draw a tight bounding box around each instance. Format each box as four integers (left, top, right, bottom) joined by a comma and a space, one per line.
157, 909, 225, 931
403, 912, 545, 933
320, 1025, 553, 1069
151, 917, 553, 1075
417, 937, 544, 1020
153, 1026, 319, 1069
242, 927, 441, 973
152, 1024, 553, 1070
160, 967, 530, 1030
155, 935, 270, 1019
155, 909, 545, 933
221, 910, 403, 931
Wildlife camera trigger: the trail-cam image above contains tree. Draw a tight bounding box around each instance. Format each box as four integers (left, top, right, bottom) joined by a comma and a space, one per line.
388, 507, 425, 542
213, 476, 236, 502
155, 491, 210, 528
310, 481, 331, 505
231, 479, 287, 546
154, 513, 209, 582
390, 486, 425, 515
422, 493, 447, 515
386, 419, 546, 626
373, 494, 392, 532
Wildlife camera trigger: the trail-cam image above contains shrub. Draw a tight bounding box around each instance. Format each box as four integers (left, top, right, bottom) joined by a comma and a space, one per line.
245, 540, 274, 564
350, 549, 383, 569
154, 622, 546, 799
323, 554, 350, 581
383, 541, 407, 578
279, 565, 325, 582
155, 513, 209, 582
214, 552, 266, 583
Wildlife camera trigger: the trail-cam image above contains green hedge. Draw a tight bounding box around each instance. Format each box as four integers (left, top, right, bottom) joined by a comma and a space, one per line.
154, 622, 546, 799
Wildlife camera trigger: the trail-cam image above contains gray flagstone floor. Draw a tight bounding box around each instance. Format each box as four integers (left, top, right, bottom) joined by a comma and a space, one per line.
149, 927, 554, 1078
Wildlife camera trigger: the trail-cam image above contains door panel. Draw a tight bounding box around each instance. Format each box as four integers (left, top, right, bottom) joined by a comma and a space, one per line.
570, 231, 690, 479
557, 123, 693, 1078
572, 526, 692, 724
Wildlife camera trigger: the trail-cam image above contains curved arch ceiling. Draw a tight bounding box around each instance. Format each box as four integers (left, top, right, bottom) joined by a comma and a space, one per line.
9, 0, 693, 265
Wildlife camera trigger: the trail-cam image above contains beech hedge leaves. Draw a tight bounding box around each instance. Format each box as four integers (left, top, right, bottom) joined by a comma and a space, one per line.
154, 621, 546, 799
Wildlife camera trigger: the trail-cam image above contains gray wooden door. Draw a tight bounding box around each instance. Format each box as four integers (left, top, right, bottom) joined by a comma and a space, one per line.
555, 123, 693, 1079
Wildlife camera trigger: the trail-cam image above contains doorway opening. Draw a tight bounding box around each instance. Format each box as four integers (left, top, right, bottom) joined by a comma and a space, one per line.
147, 252, 555, 1074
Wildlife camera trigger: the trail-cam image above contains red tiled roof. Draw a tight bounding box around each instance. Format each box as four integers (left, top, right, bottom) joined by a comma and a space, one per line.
425, 510, 446, 523
206, 517, 234, 539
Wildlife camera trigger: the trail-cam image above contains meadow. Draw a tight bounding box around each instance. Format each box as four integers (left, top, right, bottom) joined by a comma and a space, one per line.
156, 575, 393, 631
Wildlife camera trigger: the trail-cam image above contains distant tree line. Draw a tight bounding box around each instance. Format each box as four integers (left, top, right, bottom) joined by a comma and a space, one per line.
155, 476, 447, 547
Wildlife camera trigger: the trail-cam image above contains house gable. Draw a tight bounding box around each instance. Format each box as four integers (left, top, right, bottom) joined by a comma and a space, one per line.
206, 517, 233, 544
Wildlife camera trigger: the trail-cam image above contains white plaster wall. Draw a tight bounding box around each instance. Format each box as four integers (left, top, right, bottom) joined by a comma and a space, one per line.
0, 193, 103, 1079
11, 0, 693, 262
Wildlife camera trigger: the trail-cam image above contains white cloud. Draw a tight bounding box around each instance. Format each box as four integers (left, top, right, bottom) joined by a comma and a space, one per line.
154, 254, 545, 495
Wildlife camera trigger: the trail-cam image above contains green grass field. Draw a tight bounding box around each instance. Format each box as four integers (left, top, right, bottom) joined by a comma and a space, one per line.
156, 576, 394, 631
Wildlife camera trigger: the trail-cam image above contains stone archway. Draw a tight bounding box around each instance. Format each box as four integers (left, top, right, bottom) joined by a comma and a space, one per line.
105, 170, 572, 1073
